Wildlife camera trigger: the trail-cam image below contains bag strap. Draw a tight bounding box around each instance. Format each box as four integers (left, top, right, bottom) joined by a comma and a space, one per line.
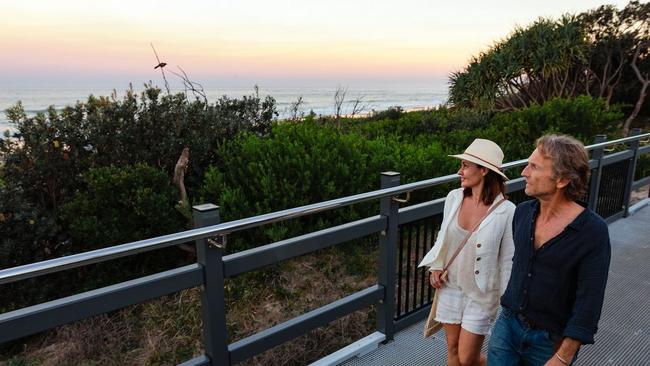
442, 197, 507, 272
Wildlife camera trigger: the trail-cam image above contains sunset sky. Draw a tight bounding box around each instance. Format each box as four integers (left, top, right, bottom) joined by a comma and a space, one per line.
0, 0, 631, 88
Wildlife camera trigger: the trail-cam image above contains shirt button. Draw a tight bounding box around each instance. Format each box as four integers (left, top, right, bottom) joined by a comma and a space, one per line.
476, 243, 482, 248
475, 270, 480, 275
527, 273, 532, 277
476, 257, 481, 261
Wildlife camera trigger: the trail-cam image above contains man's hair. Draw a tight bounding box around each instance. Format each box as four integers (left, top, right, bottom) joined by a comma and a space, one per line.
536, 134, 590, 201
463, 169, 506, 205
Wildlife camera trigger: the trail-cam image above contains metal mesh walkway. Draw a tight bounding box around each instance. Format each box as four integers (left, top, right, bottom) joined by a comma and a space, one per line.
342, 202, 650, 366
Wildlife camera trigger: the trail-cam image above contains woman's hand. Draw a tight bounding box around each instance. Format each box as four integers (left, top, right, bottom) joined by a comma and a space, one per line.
429, 270, 446, 289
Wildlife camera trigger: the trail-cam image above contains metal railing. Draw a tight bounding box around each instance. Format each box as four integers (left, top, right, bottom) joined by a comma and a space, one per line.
0, 130, 648, 366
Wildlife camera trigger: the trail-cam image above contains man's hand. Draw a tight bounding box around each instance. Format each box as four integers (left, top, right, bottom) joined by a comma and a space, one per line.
429, 270, 446, 289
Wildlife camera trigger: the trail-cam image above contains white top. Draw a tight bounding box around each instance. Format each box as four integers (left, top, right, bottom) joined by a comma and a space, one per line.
444, 208, 496, 305
418, 188, 516, 298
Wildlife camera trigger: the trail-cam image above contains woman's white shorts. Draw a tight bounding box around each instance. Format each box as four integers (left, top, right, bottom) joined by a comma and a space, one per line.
434, 285, 497, 336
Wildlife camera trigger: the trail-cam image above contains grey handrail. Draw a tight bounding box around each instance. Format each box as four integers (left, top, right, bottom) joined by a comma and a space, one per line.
0, 173, 458, 284
1, 132, 648, 285
586, 132, 649, 151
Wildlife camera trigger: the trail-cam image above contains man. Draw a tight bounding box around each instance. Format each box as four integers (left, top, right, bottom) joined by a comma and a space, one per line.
488, 134, 611, 365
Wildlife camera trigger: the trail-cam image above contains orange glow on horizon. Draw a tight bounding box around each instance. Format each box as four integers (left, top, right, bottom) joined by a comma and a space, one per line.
0, 0, 632, 85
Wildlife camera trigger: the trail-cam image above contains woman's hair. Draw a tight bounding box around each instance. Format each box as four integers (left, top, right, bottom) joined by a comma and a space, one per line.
463, 168, 506, 205
536, 134, 590, 201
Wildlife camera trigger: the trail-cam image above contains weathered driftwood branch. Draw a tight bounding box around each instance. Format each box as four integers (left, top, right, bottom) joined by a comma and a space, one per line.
173, 147, 196, 255
173, 147, 190, 205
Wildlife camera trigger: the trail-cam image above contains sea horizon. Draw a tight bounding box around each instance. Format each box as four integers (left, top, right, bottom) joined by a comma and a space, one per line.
0, 80, 449, 133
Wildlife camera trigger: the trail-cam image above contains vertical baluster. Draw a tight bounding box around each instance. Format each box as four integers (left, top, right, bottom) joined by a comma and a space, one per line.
419, 219, 426, 308
602, 164, 611, 217
427, 216, 437, 302
605, 165, 618, 216
397, 225, 404, 317
412, 219, 421, 310
405, 223, 412, 313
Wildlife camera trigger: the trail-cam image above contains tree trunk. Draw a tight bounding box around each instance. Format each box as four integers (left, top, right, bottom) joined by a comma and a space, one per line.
623, 80, 649, 136
623, 42, 649, 136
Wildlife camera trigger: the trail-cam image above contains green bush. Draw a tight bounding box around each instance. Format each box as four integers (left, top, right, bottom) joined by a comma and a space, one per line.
0, 85, 277, 269
368, 106, 404, 121
0, 184, 62, 270
62, 164, 184, 249
490, 96, 622, 142
1, 85, 277, 215
330, 106, 492, 142
200, 121, 451, 251
435, 96, 623, 162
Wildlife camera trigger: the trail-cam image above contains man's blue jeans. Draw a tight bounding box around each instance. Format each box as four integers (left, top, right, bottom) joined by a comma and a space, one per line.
488, 307, 577, 365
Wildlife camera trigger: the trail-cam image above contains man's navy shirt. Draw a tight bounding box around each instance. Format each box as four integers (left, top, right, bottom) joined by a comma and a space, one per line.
500, 199, 611, 344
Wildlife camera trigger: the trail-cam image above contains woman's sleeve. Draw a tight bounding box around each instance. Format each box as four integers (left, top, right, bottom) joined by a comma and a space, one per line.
498, 205, 515, 296
420, 189, 455, 270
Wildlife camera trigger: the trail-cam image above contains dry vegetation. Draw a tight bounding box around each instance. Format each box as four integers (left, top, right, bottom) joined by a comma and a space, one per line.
1, 242, 379, 366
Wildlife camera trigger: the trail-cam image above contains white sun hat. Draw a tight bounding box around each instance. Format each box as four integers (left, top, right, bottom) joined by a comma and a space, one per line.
449, 138, 509, 180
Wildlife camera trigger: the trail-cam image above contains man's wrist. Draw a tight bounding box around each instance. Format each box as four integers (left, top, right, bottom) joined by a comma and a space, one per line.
555, 337, 581, 365
555, 353, 569, 365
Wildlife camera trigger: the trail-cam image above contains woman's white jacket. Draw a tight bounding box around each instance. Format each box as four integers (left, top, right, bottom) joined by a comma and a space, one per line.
418, 188, 515, 296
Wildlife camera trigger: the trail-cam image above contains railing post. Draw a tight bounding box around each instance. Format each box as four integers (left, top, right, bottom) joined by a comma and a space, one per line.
588, 134, 607, 211
377, 172, 400, 341
193, 204, 230, 366
623, 128, 642, 217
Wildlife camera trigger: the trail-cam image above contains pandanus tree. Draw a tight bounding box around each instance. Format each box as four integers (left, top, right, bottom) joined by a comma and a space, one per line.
448, 1, 649, 135
449, 16, 589, 111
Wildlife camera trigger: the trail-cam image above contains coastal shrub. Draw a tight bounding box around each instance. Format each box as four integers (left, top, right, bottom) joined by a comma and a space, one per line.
490, 96, 622, 142
1, 85, 277, 212
0, 164, 188, 313
434, 96, 623, 163
201, 122, 452, 252
368, 106, 403, 121
0, 164, 188, 309
0, 85, 277, 266
332, 107, 492, 142
0, 184, 62, 271
61, 164, 184, 250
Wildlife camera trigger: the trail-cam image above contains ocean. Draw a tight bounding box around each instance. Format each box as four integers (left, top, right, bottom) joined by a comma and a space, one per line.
0, 82, 449, 134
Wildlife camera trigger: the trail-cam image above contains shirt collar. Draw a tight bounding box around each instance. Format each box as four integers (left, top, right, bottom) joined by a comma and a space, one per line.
532, 199, 590, 231
568, 200, 590, 230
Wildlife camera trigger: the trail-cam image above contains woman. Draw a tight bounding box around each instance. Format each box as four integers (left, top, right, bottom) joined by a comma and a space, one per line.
419, 138, 515, 366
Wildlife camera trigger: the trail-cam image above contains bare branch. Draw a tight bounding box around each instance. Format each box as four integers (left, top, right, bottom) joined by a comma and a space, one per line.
169, 66, 208, 104
289, 95, 304, 121
350, 95, 367, 117
333, 84, 347, 121
150, 43, 171, 95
